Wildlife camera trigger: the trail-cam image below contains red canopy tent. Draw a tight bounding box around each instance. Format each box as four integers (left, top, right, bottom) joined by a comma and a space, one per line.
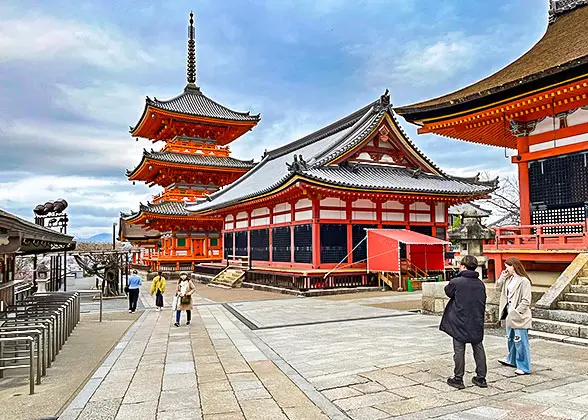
366, 229, 449, 274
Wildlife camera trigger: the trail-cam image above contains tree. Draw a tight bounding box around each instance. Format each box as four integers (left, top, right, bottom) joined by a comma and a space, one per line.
482, 175, 520, 227
14, 256, 35, 281
73, 250, 129, 297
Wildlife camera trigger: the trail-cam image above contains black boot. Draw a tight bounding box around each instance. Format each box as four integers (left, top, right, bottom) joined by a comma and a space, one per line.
447, 377, 465, 390
472, 376, 488, 388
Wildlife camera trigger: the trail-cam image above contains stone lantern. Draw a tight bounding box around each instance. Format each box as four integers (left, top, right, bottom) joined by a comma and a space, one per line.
36, 262, 50, 293
448, 208, 494, 277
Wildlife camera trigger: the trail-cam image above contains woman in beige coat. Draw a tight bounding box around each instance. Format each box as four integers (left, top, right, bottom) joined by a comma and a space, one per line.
174, 272, 196, 327
495, 257, 532, 374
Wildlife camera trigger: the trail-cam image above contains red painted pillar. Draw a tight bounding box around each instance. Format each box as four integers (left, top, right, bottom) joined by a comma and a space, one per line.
269, 206, 274, 263
375, 200, 383, 225
312, 198, 321, 268
493, 254, 503, 282
247, 210, 252, 264
517, 136, 531, 226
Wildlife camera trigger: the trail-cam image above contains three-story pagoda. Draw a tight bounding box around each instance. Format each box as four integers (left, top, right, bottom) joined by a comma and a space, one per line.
120, 13, 260, 272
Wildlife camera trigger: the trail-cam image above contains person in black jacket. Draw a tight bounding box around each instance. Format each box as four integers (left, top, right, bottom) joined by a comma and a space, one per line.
440, 255, 488, 389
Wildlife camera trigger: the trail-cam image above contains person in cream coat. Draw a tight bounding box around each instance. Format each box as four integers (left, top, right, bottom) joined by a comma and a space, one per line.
495, 257, 533, 375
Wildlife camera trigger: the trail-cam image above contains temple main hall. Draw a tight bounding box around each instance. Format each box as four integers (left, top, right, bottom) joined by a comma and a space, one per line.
187, 91, 496, 290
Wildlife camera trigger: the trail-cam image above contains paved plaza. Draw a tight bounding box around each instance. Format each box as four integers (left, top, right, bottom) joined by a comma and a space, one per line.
58, 284, 588, 420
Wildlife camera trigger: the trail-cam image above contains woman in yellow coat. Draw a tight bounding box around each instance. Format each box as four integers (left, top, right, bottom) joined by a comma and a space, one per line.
150, 271, 166, 311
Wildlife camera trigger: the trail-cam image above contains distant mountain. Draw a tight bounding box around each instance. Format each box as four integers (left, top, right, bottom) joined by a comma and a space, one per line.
76, 233, 113, 243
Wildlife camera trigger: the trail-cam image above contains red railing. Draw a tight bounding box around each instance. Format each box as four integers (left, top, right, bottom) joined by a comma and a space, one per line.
486, 223, 588, 250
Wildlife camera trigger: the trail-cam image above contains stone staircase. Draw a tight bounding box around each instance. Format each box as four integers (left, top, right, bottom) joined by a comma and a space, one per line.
531, 256, 588, 346
210, 268, 245, 288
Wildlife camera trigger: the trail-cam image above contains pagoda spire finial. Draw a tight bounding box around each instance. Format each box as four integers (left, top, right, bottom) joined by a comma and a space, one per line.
187, 11, 197, 85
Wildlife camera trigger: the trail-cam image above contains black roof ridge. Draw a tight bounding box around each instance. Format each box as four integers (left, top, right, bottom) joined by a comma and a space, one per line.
267, 99, 379, 159
307, 107, 383, 167
549, 0, 588, 23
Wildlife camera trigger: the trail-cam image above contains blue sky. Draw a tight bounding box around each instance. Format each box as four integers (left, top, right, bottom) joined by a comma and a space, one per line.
0, 0, 548, 237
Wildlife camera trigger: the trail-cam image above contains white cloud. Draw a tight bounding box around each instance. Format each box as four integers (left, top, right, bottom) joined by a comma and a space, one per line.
0, 174, 152, 238
5, 118, 146, 172
54, 83, 154, 127
350, 31, 481, 87
0, 14, 154, 70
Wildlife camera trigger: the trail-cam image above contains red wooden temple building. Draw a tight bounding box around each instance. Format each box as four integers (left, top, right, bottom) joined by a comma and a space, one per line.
119, 13, 259, 272
396, 0, 588, 282
187, 91, 496, 290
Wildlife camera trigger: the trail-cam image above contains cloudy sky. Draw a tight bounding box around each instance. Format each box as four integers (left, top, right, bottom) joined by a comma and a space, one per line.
0, 0, 548, 238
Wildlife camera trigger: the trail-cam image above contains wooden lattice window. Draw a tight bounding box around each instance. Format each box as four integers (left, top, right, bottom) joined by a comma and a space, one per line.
250, 229, 270, 261
272, 227, 291, 262
294, 224, 312, 263
320, 224, 347, 264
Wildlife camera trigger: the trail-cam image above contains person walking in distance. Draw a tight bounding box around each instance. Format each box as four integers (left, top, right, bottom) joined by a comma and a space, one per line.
495, 257, 533, 375
174, 272, 195, 327
150, 271, 166, 311
440, 255, 488, 389
127, 269, 142, 313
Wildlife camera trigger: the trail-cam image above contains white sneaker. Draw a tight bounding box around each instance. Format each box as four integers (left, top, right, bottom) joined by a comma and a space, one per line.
515, 369, 528, 375
128, 310, 132, 313
156, 307, 160, 312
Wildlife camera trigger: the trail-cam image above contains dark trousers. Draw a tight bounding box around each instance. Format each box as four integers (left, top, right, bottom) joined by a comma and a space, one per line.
155, 291, 163, 307
128, 288, 140, 311
453, 339, 487, 380
176, 310, 191, 324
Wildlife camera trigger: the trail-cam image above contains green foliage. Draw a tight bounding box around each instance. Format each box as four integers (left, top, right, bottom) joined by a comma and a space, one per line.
452, 217, 461, 230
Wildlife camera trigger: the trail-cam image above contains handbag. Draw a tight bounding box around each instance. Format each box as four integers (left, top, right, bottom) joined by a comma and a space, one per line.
171, 295, 178, 310
180, 295, 192, 305
124, 285, 129, 294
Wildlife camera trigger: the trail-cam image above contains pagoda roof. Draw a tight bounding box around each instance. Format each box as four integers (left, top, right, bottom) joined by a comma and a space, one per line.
122, 201, 188, 220
396, 2, 588, 123
130, 84, 260, 134
126, 149, 255, 178
186, 91, 496, 214
118, 216, 161, 242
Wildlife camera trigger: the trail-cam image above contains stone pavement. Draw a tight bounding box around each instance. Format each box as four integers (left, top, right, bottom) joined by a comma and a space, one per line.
61, 284, 588, 419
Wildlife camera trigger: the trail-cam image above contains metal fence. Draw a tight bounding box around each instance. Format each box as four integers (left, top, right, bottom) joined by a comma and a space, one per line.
0, 291, 80, 394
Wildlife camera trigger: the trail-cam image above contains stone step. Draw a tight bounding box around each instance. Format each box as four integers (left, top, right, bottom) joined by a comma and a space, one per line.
557, 301, 588, 313
529, 330, 588, 346
564, 293, 588, 303
211, 269, 244, 288
532, 318, 584, 337
570, 285, 588, 294
576, 276, 588, 285
532, 308, 588, 324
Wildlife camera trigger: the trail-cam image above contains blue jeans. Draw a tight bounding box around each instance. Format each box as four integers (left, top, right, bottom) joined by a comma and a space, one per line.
506, 327, 531, 373
175, 310, 191, 324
